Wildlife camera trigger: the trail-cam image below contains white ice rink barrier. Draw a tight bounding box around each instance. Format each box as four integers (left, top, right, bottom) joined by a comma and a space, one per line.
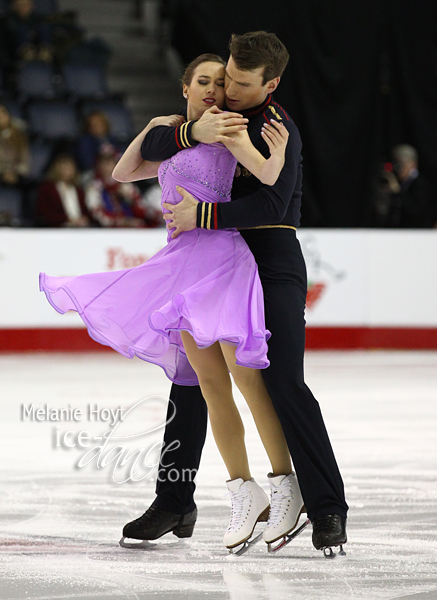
0, 229, 436, 349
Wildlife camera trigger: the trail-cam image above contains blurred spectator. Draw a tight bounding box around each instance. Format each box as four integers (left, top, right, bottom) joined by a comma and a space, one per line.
141, 182, 167, 228
35, 154, 93, 227
85, 149, 158, 228
385, 145, 432, 228
373, 145, 432, 228
4, 0, 53, 63
76, 111, 121, 174
0, 102, 29, 187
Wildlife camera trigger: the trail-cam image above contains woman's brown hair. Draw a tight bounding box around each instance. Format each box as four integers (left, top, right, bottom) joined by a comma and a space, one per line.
181, 53, 226, 87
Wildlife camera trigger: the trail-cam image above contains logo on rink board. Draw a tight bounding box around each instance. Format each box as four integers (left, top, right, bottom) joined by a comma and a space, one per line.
107, 247, 150, 270
300, 235, 346, 311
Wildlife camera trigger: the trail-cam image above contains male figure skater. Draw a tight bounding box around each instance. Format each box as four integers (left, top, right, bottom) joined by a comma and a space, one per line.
122, 31, 348, 554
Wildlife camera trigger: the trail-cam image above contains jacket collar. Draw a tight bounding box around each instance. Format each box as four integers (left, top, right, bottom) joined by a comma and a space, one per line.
237, 94, 272, 118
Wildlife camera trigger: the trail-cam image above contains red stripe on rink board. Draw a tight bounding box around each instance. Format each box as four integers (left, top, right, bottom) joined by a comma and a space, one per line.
0, 327, 436, 352
0, 328, 113, 353
305, 327, 437, 349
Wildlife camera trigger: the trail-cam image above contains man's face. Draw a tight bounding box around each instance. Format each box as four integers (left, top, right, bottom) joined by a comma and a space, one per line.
224, 56, 278, 111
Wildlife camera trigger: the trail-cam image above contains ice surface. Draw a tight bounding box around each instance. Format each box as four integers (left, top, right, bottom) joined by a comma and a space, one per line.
0, 351, 436, 600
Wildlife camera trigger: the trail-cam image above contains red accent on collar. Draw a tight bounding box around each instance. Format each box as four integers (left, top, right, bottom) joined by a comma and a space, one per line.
272, 100, 290, 121
240, 94, 272, 118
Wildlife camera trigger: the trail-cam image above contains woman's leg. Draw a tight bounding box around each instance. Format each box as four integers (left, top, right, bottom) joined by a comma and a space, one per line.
180, 331, 251, 482
219, 343, 292, 477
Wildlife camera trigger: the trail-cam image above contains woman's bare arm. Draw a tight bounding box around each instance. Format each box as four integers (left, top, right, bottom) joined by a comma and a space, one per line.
223, 120, 289, 186
112, 114, 184, 182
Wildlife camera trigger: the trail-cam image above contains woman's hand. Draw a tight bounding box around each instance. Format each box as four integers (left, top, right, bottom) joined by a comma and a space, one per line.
261, 120, 289, 159
191, 106, 248, 144
224, 119, 290, 186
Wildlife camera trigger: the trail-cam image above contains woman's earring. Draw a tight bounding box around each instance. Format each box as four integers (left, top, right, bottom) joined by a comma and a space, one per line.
183, 93, 187, 98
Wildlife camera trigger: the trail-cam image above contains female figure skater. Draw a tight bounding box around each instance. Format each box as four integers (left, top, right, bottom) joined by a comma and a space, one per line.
39, 54, 304, 552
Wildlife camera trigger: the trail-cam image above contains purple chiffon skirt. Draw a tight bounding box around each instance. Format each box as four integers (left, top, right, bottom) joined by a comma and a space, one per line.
39, 228, 271, 386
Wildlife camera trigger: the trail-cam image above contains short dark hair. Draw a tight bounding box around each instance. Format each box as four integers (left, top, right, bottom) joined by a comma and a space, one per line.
47, 154, 78, 182
181, 53, 226, 87
229, 31, 289, 85
85, 110, 110, 134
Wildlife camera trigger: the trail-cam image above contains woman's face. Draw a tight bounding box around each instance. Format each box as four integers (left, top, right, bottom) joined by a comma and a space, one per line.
0, 106, 11, 129
183, 62, 225, 120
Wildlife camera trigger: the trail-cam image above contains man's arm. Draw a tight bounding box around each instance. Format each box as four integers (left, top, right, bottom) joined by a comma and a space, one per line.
197, 119, 302, 230
164, 119, 301, 237
141, 106, 248, 162
141, 121, 198, 162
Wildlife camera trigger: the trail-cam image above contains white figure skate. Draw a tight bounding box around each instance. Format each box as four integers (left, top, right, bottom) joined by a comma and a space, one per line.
263, 472, 310, 553
224, 478, 270, 555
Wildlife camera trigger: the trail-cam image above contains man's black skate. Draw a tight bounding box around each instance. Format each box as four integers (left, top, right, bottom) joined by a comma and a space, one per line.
312, 514, 347, 558
120, 506, 197, 548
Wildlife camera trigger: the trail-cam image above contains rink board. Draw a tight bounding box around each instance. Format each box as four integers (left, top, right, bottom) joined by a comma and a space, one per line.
0, 228, 436, 349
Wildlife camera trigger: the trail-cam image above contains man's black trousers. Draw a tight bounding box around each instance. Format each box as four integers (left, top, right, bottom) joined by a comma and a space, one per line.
152, 229, 348, 521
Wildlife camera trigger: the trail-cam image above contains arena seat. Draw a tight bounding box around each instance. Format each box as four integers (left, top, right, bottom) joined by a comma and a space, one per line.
27, 101, 78, 139
17, 62, 58, 102
1, 99, 23, 120
33, 0, 59, 15
29, 140, 55, 180
64, 39, 112, 68
62, 64, 108, 100
0, 187, 22, 225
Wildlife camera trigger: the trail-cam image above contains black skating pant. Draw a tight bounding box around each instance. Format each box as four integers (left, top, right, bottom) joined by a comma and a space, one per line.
152, 229, 348, 520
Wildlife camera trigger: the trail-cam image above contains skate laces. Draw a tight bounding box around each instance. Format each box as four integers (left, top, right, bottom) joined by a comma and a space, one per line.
312, 515, 337, 533
267, 479, 293, 527
227, 486, 251, 532
136, 507, 166, 526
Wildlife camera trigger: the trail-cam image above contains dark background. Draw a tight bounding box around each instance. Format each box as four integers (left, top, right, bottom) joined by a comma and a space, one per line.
164, 0, 437, 227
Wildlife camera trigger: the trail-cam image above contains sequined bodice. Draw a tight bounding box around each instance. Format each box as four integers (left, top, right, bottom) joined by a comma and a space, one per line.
158, 143, 237, 205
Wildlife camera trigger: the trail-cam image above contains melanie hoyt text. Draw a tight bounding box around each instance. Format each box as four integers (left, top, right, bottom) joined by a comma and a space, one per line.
21, 403, 125, 427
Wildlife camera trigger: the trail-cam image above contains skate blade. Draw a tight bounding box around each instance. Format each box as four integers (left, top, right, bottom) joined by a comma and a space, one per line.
323, 544, 347, 559
119, 536, 154, 550
267, 518, 311, 554
227, 531, 263, 556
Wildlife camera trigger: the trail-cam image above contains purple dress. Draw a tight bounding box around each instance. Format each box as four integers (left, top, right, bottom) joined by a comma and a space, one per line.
39, 143, 271, 385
